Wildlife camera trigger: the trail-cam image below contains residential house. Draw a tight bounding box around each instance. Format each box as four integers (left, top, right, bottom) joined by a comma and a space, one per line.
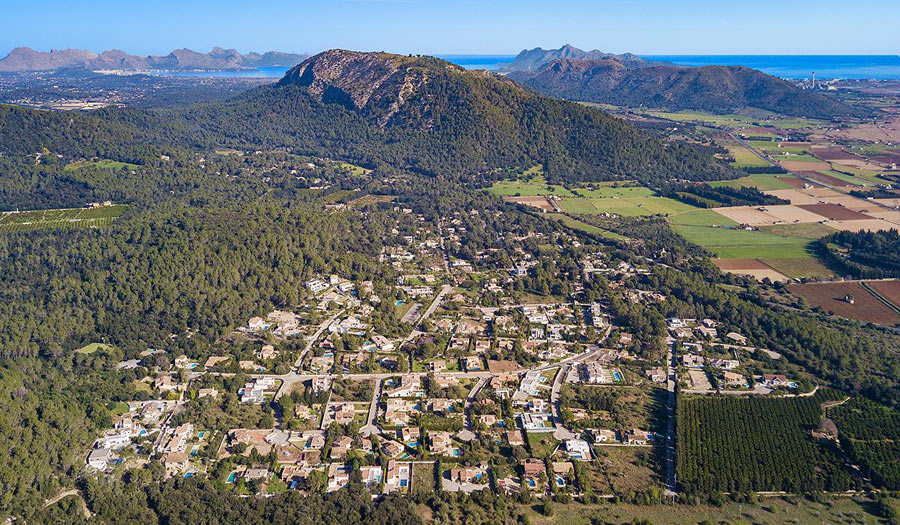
681, 354, 705, 368
429, 431, 454, 455
564, 439, 591, 460
383, 460, 411, 493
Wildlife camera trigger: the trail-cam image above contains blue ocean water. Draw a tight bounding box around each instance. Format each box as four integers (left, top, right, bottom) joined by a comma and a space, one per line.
435, 54, 516, 71
642, 55, 900, 80
143, 55, 900, 80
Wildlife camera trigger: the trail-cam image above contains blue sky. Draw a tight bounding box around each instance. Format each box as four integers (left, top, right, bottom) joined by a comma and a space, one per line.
1, 0, 898, 57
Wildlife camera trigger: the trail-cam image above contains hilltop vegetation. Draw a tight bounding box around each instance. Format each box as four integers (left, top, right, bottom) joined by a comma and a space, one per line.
509, 58, 865, 119
1, 50, 738, 188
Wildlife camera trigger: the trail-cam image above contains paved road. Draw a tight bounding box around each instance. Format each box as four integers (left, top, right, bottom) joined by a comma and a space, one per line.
360, 378, 383, 437
293, 308, 348, 372
463, 377, 489, 430
664, 343, 677, 497
551, 364, 576, 440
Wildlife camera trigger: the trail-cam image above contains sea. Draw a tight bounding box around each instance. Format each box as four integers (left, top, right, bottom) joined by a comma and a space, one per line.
145, 55, 900, 80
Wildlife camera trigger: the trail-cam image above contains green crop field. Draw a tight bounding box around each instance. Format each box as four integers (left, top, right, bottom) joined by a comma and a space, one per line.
771, 153, 822, 163
758, 222, 836, 239
64, 159, 140, 172
558, 196, 697, 217
488, 175, 575, 197
645, 110, 824, 129
709, 173, 794, 191
672, 224, 814, 259
547, 213, 628, 240
570, 186, 655, 198
667, 209, 739, 227
0, 205, 127, 233
725, 144, 769, 168
759, 256, 833, 279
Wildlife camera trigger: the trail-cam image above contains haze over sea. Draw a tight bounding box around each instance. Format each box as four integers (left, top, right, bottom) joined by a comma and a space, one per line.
148, 54, 900, 80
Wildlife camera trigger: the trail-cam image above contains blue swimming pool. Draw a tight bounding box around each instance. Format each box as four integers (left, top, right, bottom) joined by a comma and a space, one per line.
400, 479, 408, 487
184, 472, 193, 478
226, 472, 237, 483
613, 371, 622, 381
198, 431, 205, 438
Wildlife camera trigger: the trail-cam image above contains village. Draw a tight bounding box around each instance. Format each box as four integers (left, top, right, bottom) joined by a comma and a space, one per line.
84, 209, 811, 500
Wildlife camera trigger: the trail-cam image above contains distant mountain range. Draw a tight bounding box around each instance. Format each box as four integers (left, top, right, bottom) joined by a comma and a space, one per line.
502, 44, 652, 72
505, 45, 866, 119
0, 47, 308, 72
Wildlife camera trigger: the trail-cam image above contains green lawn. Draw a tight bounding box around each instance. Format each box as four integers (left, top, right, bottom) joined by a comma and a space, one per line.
525, 432, 559, 458
709, 173, 795, 191
64, 159, 140, 172
76, 342, 116, 355
672, 224, 814, 259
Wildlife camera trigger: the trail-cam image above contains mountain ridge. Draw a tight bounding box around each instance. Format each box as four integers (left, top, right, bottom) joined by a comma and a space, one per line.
0, 46, 308, 72
503, 44, 650, 72
508, 56, 867, 119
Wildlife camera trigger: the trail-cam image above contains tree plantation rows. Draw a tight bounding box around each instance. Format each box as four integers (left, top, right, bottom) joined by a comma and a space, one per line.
830, 397, 900, 490
676, 393, 853, 495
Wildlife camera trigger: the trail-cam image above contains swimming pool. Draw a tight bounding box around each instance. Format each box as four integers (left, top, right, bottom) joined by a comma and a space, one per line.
613, 371, 623, 381
226, 472, 237, 483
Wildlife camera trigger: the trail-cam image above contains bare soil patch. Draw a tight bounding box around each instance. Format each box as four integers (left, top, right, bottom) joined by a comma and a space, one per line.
823, 219, 900, 233
504, 196, 554, 212
867, 280, 900, 310
788, 281, 900, 325
798, 203, 872, 220
810, 146, 862, 162
781, 160, 832, 173
795, 171, 852, 187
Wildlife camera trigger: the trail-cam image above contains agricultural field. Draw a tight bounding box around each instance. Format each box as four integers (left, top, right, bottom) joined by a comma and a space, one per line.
788, 281, 900, 326
867, 280, 900, 311
546, 213, 628, 240
725, 143, 770, 168
488, 173, 575, 197
63, 159, 140, 172
830, 397, 900, 490
708, 173, 796, 191
569, 186, 654, 198
558, 196, 697, 217
667, 209, 739, 227
524, 498, 887, 525
0, 205, 127, 233
644, 109, 823, 130
676, 393, 851, 495
672, 224, 813, 259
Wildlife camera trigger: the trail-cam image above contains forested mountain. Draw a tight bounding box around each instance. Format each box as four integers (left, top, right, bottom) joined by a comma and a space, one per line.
1, 50, 737, 185
0, 46, 308, 72
179, 50, 737, 184
508, 58, 866, 119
